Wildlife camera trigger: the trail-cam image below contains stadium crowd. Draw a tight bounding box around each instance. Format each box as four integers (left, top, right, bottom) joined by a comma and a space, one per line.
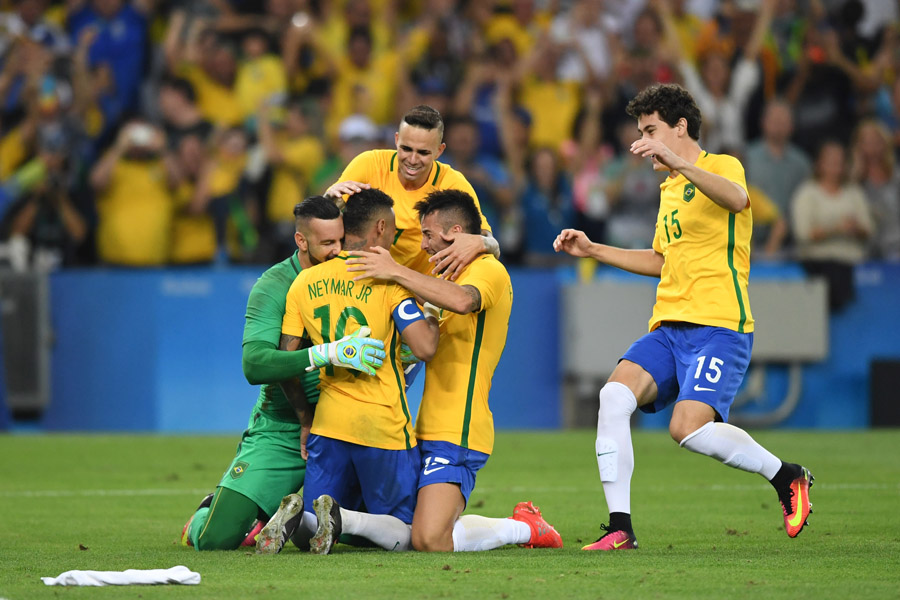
0, 0, 898, 290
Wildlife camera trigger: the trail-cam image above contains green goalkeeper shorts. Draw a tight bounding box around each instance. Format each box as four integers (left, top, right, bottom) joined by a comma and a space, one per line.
217, 407, 306, 518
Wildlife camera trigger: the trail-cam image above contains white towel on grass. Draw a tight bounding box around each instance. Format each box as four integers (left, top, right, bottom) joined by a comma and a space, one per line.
41, 565, 200, 586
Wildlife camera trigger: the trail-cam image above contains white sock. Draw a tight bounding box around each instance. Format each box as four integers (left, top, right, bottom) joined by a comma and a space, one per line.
450, 514, 531, 552
341, 508, 412, 552
289, 511, 318, 549
680, 422, 782, 479
596, 382, 637, 514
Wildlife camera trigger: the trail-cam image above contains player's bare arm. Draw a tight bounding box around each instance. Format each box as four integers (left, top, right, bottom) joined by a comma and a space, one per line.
428, 229, 500, 281
347, 247, 483, 314
277, 332, 314, 458
553, 229, 664, 277
630, 138, 748, 213
323, 180, 371, 199
399, 315, 440, 362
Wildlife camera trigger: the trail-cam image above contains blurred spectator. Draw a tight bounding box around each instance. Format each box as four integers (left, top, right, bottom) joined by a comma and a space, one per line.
311, 113, 383, 195
0, 0, 70, 59
747, 182, 788, 260
235, 27, 287, 130
744, 98, 813, 249
67, 0, 151, 137
166, 132, 217, 265
549, 0, 618, 83
258, 101, 324, 258
90, 120, 173, 266
3, 123, 87, 271
483, 0, 550, 59
660, 0, 774, 153
164, 11, 243, 128
603, 120, 662, 249
440, 116, 513, 235
791, 139, 873, 311
850, 119, 900, 260
570, 84, 612, 247
519, 147, 574, 265
514, 36, 583, 154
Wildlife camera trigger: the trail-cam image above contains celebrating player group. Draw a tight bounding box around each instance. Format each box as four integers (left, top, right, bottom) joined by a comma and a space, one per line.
182, 86, 812, 555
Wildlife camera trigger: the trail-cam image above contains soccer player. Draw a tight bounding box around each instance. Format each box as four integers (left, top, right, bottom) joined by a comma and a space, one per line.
181, 196, 385, 551
553, 83, 814, 550
310, 189, 562, 553
324, 104, 500, 279
256, 188, 440, 554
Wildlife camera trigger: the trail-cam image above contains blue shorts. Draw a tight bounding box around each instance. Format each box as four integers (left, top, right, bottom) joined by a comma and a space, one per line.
417, 440, 490, 505
303, 435, 420, 524
621, 323, 753, 422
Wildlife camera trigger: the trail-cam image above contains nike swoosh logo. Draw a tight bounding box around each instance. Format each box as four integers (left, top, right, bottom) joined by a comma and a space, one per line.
613, 539, 629, 549
422, 466, 445, 475
788, 480, 806, 527
596, 451, 616, 457
693, 384, 715, 392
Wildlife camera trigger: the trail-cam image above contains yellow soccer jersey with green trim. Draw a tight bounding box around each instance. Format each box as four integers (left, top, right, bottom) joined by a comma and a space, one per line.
282, 252, 417, 450
415, 255, 512, 455
650, 152, 754, 333
338, 149, 492, 275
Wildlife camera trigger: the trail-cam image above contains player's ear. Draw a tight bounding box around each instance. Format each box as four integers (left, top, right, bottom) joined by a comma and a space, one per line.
435, 142, 446, 159
294, 231, 307, 252
677, 118, 688, 136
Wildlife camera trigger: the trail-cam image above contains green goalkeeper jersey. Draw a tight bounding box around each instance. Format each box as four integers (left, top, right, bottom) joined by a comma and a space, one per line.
242, 251, 320, 422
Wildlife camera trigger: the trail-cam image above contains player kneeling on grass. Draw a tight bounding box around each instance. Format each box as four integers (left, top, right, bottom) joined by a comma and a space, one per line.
180, 197, 385, 550
264, 189, 562, 554
553, 83, 812, 551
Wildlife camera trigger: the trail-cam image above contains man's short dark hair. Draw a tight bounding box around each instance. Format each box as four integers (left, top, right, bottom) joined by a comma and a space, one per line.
626, 83, 702, 141
414, 189, 482, 235
342, 188, 394, 237
294, 196, 341, 230
402, 104, 444, 140
160, 76, 196, 104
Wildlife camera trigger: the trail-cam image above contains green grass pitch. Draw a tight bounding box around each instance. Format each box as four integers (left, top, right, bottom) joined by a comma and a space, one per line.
1, 430, 898, 599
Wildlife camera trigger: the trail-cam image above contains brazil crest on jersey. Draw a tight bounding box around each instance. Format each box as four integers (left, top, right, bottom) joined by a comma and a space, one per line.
337, 149, 492, 275
650, 152, 754, 333
415, 255, 512, 455
282, 252, 417, 450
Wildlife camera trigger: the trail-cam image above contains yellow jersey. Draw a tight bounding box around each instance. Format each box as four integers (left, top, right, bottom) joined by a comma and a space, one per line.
177, 63, 244, 128
337, 149, 491, 274
415, 255, 512, 455
96, 159, 173, 266
651, 152, 754, 333
282, 252, 417, 450
267, 135, 325, 223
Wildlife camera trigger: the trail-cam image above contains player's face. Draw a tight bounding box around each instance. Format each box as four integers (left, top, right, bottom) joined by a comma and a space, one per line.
419, 212, 450, 256
637, 112, 679, 171
296, 217, 343, 268
394, 123, 445, 188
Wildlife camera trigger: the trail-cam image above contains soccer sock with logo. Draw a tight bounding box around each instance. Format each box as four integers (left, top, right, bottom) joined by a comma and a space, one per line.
595, 382, 638, 517
451, 515, 531, 551
679, 422, 782, 479
339, 509, 413, 551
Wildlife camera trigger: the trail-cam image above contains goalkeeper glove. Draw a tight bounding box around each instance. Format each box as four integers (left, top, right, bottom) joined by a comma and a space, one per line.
398, 342, 420, 365
306, 326, 386, 376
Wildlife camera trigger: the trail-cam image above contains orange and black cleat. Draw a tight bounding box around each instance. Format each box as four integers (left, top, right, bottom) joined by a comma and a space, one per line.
779, 466, 814, 538
511, 501, 563, 548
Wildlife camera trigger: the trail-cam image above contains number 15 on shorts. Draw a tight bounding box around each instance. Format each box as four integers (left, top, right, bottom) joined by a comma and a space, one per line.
693, 355, 722, 392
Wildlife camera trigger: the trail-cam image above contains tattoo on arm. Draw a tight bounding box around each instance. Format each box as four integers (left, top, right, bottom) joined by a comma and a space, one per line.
462, 285, 482, 313
279, 333, 303, 352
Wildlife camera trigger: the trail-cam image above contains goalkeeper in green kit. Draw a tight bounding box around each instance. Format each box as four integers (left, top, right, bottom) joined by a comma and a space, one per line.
181, 196, 385, 550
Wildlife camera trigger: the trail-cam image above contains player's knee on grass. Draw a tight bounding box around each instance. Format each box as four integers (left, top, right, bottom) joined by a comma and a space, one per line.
195, 488, 261, 551
411, 522, 454, 552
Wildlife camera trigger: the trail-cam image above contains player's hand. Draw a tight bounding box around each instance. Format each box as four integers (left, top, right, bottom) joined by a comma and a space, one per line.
346, 247, 402, 281
398, 342, 421, 365
630, 138, 684, 172
324, 180, 371, 199
429, 231, 484, 281
307, 326, 386, 376
553, 228, 594, 257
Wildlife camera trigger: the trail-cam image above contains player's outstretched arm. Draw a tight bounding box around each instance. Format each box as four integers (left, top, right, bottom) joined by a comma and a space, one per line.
428, 230, 500, 281
553, 229, 664, 277
306, 326, 386, 376
277, 333, 316, 459
347, 247, 481, 314
399, 315, 439, 362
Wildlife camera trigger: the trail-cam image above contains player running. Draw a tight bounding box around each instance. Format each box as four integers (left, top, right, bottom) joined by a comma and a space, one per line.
553, 83, 813, 550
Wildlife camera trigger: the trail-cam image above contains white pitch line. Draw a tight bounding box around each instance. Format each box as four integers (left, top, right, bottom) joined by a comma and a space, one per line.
2, 482, 897, 500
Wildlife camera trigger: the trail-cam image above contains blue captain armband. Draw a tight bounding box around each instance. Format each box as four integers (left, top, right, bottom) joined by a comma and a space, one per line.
392, 298, 425, 333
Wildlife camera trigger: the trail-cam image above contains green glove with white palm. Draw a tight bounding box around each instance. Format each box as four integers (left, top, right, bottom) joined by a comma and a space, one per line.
306, 326, 386, 376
